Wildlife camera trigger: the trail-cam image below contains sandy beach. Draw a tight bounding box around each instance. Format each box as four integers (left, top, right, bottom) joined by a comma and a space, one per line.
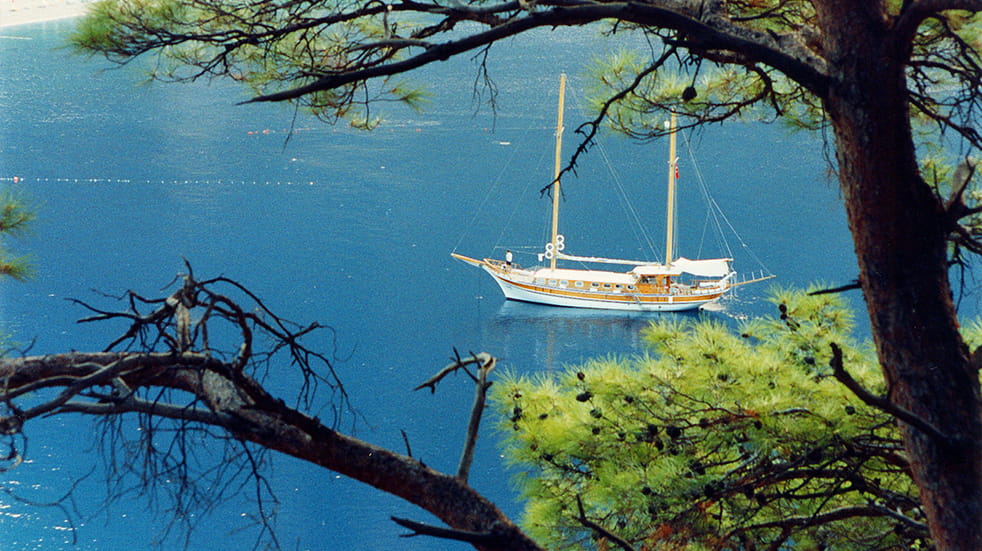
0, 0, 94, 28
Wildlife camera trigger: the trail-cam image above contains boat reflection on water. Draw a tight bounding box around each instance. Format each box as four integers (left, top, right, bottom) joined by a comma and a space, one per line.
476, 291, 769, 373
480, 300, 702, 373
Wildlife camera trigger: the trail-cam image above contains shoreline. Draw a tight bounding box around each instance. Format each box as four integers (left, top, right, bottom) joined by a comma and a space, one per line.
0, 0, 93, 29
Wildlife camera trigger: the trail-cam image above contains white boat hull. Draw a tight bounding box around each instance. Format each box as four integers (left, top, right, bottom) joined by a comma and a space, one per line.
496, 279, 717, 311
489, 272, 723, 312
452, 254, 729, 312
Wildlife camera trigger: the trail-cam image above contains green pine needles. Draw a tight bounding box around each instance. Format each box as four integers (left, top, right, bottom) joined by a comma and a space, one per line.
493, 288, 931, 550
0, 188, 34, 282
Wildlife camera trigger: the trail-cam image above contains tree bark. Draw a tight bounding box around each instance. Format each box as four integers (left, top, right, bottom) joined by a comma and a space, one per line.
815, 2, 982, 549
226, 402, 542, 551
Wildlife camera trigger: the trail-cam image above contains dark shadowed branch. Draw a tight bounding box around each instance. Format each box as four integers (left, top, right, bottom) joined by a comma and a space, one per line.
574, 495, 634, 551
829, 343, 949, 445
413, 350, 496, 481
391, 516, 511, 546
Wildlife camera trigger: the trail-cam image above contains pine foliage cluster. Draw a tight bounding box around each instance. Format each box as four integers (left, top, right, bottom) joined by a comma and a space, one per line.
0, 188, 33, 282
493, 289, 929, 550
72, 0, 431, 127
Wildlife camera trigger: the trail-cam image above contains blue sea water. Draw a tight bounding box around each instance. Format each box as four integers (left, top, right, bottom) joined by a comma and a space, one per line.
0, 19, 856, 551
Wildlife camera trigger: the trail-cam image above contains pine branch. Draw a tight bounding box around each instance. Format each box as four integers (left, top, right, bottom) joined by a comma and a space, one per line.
745, 504, 928, 535
243, 1, 830, 105
829, 343, 949, 444
574, 495, 634, 551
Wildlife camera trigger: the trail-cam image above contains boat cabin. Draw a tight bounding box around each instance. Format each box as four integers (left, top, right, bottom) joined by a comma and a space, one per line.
631, 264, 684, 291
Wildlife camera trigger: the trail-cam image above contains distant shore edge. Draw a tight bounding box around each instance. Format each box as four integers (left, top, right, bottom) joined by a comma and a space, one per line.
1, 0, 93, 29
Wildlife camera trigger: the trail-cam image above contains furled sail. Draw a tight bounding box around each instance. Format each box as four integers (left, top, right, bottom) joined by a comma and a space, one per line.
556, 252, 650, 266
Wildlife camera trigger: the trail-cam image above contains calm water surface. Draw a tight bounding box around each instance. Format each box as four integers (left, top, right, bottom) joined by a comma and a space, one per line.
0, 20, 855, 550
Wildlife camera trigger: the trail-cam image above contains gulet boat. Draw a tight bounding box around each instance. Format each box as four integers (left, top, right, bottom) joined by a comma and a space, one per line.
452, 74, 762, 312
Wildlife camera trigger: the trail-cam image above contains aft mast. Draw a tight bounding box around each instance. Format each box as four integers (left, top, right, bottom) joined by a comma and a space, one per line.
549, 73, 566, 270
665, 112, 678, 266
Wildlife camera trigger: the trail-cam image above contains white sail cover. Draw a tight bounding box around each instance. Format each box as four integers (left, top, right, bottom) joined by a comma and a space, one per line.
631, 264, 683, 277
557, 252, 650, 266
672, 257, 733, 278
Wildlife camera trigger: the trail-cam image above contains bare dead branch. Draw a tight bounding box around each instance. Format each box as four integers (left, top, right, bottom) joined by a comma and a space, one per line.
391, 516, 509, 546
0, 471, 90, 545
413, 350, 491, 392
807, 280, 862, 295
409, 350, 496, 481
400, 428, 413, 458
946, 156, 979, 219
457, 354, 495, 482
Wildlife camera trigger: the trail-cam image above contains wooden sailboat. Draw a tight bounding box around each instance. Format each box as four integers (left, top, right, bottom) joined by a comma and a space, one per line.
452, 74, 747, 312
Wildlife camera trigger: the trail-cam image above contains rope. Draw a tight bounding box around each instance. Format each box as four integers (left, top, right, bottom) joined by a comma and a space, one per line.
449, 122, 548, 259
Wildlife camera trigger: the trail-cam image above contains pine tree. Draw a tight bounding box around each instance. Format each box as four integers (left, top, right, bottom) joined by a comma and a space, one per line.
494, 289, 932, 550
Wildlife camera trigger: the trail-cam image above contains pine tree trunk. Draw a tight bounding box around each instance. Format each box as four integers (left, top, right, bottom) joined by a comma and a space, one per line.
816, 3, 982, 549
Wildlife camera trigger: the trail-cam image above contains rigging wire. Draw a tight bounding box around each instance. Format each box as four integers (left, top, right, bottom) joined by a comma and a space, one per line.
591, 138, 662, 261
565, 82, 662, 263
679, 130, 774, 276
677, 131, 733, 259
450, 123, 540, 256
517, 134, 556, 259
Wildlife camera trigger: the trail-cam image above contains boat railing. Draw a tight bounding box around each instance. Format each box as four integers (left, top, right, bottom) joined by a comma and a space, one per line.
487, 258, 524, 271
684, 283, 726, 296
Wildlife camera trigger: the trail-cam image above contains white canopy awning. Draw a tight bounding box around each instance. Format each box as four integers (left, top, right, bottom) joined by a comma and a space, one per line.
672, 257, 733, 278
631, 258, 732, 278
